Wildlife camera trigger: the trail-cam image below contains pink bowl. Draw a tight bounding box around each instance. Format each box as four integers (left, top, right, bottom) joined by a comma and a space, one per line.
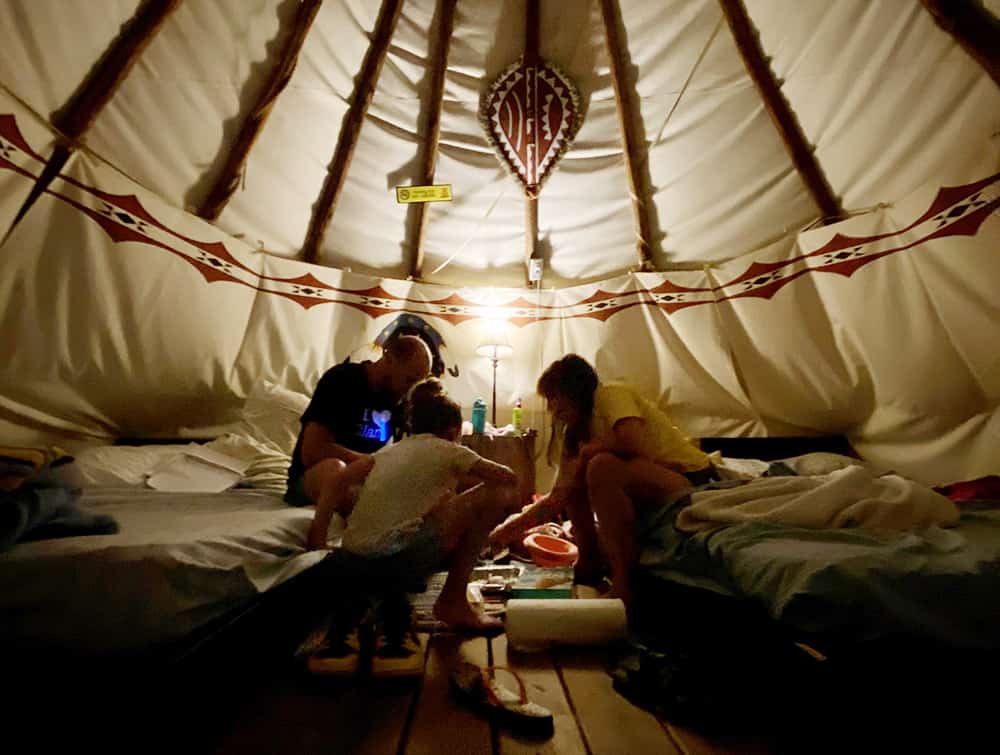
523, 532, 579, 567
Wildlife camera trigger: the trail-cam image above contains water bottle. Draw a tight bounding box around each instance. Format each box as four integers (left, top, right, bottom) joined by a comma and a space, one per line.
511, 398, 524, 435
471, 398, 487, 434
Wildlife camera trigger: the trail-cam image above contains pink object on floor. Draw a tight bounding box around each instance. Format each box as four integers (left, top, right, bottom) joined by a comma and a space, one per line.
934, 475, 1000, 501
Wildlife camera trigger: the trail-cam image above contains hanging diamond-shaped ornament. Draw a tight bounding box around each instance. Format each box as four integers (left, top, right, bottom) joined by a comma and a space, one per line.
480, 58, 582, 196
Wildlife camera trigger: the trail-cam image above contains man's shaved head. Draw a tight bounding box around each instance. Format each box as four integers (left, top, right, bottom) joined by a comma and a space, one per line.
379, 335, 433, 401
385, 335, 432, 367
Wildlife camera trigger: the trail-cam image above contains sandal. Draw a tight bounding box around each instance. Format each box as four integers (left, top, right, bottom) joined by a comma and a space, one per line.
449, 662, 554, 734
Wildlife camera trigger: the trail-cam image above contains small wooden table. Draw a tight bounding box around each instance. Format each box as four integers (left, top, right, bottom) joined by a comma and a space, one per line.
461, 430, 537, 508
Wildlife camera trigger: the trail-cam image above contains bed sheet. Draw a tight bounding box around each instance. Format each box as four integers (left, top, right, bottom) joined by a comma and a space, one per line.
711, 501, 1000, 647
0, 487, 325, 655
639, 484, 1000, 649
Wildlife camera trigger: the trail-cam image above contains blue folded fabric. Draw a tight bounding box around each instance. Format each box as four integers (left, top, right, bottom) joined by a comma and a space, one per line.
1, 463, 118, 552
764, 460, 798, 477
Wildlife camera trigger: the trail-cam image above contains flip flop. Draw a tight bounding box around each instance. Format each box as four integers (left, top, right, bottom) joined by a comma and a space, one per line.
449, 661, 554, 734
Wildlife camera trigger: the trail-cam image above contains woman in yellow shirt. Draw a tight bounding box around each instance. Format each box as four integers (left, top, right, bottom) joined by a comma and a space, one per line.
490, 354, 716, 605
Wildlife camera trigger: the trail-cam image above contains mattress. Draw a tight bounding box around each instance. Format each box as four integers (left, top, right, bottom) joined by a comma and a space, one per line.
638, 468, 1000, 650
703, 501, 1000, 649
0, 487, 325, 655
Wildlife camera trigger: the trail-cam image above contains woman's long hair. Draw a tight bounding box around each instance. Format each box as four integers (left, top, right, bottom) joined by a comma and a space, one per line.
537, 354, 599, 463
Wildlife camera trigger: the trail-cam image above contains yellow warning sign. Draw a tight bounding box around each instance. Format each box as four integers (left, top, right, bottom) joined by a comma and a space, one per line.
395, 184, 453, 204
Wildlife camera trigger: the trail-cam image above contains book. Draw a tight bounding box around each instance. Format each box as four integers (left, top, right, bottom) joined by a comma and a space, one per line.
509, 563, 573, 599
145, 444, 250, 493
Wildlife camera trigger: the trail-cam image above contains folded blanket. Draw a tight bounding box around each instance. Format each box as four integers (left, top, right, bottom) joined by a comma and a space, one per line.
675, 466, 959, 533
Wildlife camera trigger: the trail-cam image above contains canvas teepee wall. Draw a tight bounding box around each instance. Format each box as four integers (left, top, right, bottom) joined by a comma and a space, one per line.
0, 0, 998, 485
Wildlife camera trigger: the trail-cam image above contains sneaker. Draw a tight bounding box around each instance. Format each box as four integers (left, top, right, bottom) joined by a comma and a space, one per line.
307, 622, 363, 677
307, 598, 367, 677
370, 594, 424, 678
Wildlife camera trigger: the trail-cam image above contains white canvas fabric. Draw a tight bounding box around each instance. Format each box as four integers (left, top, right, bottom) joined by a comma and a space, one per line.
0, 0, 997, 489
749, 0, 1000, 209
0, 87, 55, 241
0, 140, 997, 485
2, 0, 994, 285
0, 149, 259, 438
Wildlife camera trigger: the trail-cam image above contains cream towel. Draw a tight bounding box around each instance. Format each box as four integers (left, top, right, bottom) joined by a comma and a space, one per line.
675, 466, 959, 533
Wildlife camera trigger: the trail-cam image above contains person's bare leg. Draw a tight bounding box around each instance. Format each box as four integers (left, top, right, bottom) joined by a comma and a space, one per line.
428, 482, 515, 631
565, 492, 606, 584
584, 454, 637, 603
304, 457, 373, 549
585, 453, 692, 605
563, 456, 602, 581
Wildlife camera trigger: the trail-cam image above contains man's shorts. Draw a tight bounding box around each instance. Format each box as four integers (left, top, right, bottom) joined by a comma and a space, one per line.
284, 475, 313, 507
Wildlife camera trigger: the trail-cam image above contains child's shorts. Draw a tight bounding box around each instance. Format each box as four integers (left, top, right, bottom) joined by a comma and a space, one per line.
284, 475, 312, 507
327, 519, 446, 589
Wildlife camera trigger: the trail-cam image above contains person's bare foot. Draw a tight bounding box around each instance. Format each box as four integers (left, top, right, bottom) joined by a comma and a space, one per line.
433, 600, 504, 633
603, 583, 631, 607
573, 556, 608, 587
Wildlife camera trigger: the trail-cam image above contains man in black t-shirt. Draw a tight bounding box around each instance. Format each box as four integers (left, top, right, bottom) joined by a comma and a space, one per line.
285, 335, 432, 507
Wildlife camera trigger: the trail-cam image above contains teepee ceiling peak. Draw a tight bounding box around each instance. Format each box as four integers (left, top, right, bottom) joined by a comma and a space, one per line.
1, 0, 997, 288
478, 0, 584, 283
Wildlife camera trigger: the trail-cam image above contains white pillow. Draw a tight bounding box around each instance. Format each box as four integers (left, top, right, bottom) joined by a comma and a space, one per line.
204, 433, 291, 493
238, 381, 310, 456
778, 452, 866, 477
198, 381, 310, 492
74, 444, 193, 486
716, 456, 770, 480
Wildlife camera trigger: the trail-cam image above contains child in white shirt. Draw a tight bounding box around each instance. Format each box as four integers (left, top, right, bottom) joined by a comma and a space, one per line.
308, 378, 517, 632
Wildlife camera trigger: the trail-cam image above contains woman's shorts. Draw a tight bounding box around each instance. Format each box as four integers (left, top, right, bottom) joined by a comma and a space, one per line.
284, 475, 313, 507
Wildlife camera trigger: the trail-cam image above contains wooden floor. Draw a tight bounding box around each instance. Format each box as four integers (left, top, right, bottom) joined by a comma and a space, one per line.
200, 630, 772, 755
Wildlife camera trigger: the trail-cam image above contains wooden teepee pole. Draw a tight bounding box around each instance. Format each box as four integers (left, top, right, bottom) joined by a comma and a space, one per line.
13, 0, 180, 227
921, 0, 1000, 88
600, 0, 654, 271
53, 0, 181, 142
719, 0, 842, 221
302, 0, 403, 264
410, 0, 458, 279
197, 0, 323, 221
523, 0, 541, 282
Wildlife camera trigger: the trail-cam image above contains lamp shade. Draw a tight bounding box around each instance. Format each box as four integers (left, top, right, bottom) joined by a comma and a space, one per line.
475, 320, 513, 359
475, 341, 513, 359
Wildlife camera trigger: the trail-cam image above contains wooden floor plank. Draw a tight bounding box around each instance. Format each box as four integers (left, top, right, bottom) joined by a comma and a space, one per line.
554, 647, 683, 755
209, 637, 425, 755
492, 634, 588, 755
209, 673, 418, 755
406, 632, 493, 755
661, 722, 774, 755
